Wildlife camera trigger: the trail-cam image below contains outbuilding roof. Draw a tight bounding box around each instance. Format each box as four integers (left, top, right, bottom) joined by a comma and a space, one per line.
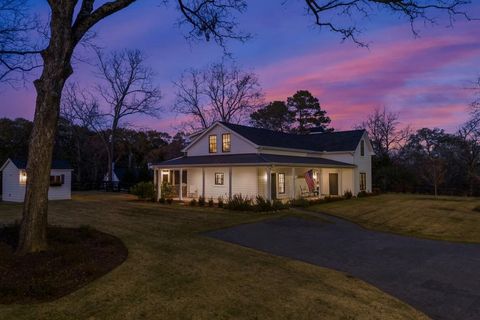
154, 153, 354, 168
219, 122, 366, 152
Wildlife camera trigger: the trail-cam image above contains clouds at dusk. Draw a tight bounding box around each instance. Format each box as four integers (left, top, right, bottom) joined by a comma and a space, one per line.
1, 1, 479, 134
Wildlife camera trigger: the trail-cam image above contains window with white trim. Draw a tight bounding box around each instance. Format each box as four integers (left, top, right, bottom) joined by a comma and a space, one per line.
222, 133, 231, 152
278, 173, 285, 194
215, 172, 224, 185
209, 135, 217, 153
360, 172, 366, 191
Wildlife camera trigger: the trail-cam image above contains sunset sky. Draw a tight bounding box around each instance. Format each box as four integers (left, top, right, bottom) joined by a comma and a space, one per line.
1, 0, 479, 134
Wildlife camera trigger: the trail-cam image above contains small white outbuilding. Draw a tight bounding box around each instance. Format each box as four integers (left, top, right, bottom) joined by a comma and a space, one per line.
0, 158, 73, 202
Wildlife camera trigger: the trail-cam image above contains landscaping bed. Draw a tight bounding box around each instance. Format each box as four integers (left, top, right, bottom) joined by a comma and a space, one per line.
0, 225, 128, 304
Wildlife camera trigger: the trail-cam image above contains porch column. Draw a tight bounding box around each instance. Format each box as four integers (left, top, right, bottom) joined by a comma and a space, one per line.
179, 168, 183, 200
266, 167, 272, 201
228, 167, 233, 199
202, 167, 205, 198
157, 169, 161, 201
338, 168, 343, 196
291, 167, 296, 199
319, 168, 323, 196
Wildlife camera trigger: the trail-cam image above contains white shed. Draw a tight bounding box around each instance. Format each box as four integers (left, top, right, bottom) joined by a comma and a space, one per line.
0, 158, 73, 202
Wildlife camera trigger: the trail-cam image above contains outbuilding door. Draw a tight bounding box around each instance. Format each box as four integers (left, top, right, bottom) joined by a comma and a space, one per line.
329, 173, 339, 196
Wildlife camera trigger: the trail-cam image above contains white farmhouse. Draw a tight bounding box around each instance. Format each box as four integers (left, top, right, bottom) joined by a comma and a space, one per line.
151, 122, 373, 201
0, 158, 73, 202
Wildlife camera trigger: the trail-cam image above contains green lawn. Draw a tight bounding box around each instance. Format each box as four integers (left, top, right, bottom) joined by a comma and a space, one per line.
310, 193, 480, 243
0, 192, 427, 320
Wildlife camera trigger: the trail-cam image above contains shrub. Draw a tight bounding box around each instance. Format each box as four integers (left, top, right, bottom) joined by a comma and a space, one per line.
344, 190, 353, 199
130, 181, 155, 201
289, 197, 310, 208
208, 198, 214, 207
357, 191, 368, 198
198, 196, 206, 206
255, 195, 273, 212
225, 194, 253, 211
189, 198, 197, 206
217, 197, 224, 208
159, 197, 166, 204
272, 199, 288, 211
161, 182, 175, 199
166, 198, 173, 205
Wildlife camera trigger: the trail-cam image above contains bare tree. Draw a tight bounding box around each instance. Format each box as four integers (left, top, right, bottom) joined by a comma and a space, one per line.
357, 107, 411, 156
174, 61, 262, 131
1, 0, 472, 254
64, 49, 161, 183
458, 110, 480, 195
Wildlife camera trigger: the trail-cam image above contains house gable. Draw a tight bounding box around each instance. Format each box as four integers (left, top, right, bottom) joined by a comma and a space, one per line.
184, 122, 258, 156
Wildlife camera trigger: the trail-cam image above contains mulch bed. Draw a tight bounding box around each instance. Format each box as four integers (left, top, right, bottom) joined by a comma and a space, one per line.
0, 225, 128, 304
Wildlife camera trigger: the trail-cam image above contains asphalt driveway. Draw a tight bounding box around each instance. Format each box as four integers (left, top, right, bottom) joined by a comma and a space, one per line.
206, 213, 480, 320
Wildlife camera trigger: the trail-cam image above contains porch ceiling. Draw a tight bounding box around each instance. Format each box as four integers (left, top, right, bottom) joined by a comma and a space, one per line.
152, 153, 355, 168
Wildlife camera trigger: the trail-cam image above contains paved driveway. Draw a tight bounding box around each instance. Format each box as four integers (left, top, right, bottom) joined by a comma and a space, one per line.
205, 213, 480, 320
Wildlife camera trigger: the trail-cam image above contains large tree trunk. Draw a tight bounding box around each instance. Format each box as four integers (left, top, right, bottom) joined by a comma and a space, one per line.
16, 5, 75, 254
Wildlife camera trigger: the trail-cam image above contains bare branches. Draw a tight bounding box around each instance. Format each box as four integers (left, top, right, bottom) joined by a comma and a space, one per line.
177, 0, 250, 47
173, 60, 263, 131
0, 0, 42, 84
95, 49, 162, 121
304, 0, 475, 46
357, 107, 411, 156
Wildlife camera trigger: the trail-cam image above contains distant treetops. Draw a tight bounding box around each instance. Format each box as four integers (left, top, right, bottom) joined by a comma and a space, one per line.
250, 90, 332, 134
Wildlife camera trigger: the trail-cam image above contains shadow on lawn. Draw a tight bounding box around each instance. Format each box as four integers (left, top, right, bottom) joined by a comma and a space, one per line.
0, 224, 128, 304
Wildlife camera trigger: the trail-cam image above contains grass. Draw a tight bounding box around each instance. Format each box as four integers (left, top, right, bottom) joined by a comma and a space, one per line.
309, 193, 480, 243
0, 192, 427, 320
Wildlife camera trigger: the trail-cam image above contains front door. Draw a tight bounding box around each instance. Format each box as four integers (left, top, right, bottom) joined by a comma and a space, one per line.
271, 173, 277, 200
329, 173, 339, 196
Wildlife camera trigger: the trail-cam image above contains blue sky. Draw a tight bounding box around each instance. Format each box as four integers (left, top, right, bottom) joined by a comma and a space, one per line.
1, 0, 480, 133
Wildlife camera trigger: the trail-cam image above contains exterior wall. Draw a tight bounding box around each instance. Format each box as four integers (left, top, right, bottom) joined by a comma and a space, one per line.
48, 169, 72, 200
1, 162, 71, 202
352, 133, 373, 194
204, 167, 230, 200
1, 161, 25, 202
186, 124, 257, 156
232, 167, 258, 198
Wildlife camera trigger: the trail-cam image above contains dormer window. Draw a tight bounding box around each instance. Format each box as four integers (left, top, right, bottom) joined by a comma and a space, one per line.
222, 133, 231, 152
360, 140, 365, 156
209, 135, 217, 153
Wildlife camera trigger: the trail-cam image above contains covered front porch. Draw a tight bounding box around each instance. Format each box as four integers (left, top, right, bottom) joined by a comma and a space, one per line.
153, 165, 355, 202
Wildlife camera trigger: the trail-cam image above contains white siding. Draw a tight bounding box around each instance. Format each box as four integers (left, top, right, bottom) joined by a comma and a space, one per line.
232, 167, 258, 198
1, 161, 72, 202
1, 161, 25, 202
352, 133, 373, 194
204, 167, 230, 200
48, 169, 72, 200
186, 124, 256, 156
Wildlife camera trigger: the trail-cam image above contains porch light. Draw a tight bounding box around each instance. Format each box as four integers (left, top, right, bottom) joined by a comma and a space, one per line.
19, 170, 27, 184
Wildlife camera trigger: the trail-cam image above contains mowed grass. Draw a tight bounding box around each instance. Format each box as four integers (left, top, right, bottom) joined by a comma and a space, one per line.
310, 193, 480, 243
0, 192, 427, 320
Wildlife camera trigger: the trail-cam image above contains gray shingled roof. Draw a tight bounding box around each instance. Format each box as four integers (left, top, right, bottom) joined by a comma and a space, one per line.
9, 159, 72, 170
154, 153, 354, 167
219, 122, 365, 152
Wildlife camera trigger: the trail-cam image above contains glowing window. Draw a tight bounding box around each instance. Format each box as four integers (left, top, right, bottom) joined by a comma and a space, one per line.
278, 173, 285, 194
209, 135, 217, 153
222, 133, 231, 152
360, 173, 366, 191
